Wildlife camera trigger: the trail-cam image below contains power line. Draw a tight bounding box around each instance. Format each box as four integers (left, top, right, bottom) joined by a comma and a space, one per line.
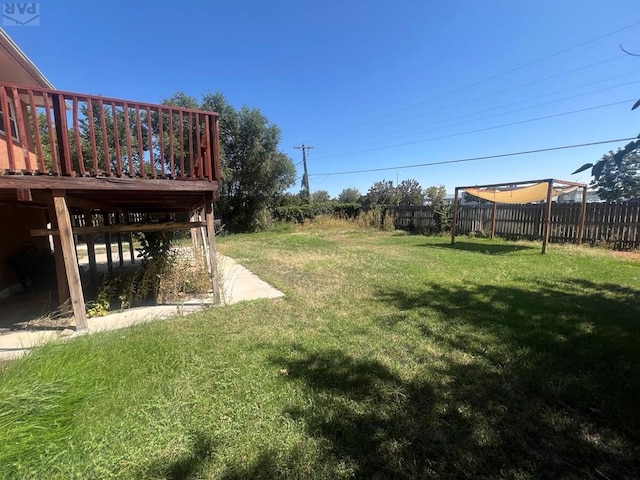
310, 21, 640, 142
315, 77, 640, 155
312, 98, 635, 160
315, 64, 639, 150
308, 137, 637, 177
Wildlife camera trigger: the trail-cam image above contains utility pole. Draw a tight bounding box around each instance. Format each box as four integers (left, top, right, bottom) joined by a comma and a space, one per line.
294, 144, 313, 199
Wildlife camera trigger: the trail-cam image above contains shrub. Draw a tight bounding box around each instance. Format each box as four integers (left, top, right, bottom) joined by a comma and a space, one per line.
273, 202, 360, 224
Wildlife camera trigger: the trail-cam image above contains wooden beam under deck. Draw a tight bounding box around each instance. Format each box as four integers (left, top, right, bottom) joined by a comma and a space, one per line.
15, 189, 122, 212
32, 221, 206, 237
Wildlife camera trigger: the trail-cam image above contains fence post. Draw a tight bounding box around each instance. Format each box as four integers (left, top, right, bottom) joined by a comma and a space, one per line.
451, 188, 459, 244
542, 180, 553, 254
490, 201, 497, 239
577, 185, 587, 246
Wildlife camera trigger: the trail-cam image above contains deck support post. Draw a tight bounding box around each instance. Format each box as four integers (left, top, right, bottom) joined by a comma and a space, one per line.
103, 213, 113, 273
53, 190, 88, 331
48, 203, 70, 310
116, 213, 124, 267
127, 212, 136, 264
83, 209, 98, 286
204, 193, 221, 305
451, 187, 459, 244
542, 180, 553, 254
191, 207, 203, 265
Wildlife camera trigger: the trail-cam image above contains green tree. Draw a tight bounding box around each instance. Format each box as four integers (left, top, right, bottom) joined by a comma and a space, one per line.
590, 150, 640, 201
310, 190, 331, 203
364, 180, 398, 206
337, 187, 361, 204
573, 96, 640, 179
425, 185, 451, 233
164, 92, 296, 232
397, 179, 424, 206
425, 185, 447, 209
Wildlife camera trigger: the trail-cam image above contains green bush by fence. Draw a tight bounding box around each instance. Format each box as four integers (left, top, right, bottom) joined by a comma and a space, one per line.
273, 202, 361, 223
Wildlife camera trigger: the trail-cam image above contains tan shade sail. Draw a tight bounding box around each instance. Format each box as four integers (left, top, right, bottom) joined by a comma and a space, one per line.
463, 183, 578, 204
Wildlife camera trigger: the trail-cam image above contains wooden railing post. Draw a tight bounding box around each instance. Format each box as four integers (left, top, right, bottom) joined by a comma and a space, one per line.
52, 94, 73, 176
213, 115, 221, 182
11, 87, 32, 171
203, 115, 212, 181
0, 86, 17, 172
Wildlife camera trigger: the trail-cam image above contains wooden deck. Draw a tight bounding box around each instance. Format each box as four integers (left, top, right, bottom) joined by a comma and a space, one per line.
0, 82, 220, 211
0, 82, 222, 330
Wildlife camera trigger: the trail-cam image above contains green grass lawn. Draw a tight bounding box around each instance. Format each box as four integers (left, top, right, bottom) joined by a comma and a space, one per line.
1, 227, 639, 479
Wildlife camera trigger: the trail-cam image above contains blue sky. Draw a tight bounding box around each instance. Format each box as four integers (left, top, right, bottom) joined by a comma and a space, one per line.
4, 0, 640, 196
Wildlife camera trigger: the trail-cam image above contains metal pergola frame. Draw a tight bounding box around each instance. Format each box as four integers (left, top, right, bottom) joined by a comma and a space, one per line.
450, 178, 588, 254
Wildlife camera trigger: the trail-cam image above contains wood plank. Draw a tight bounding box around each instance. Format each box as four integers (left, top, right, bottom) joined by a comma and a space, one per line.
31, 221, 206, 236
179, 110, 185, 177
213, 116, 221, 182
158, 108, 166, 178
53, 191, 88, 330
48, 201, 70, 309
103, 213, 113, 274
123, 102, 134, 176
451, 188, 459, 244
191, 208, 202, 264
86, 97, 99, 175
542, 181, 553, 254
111, 102, 122, 177
204, 115, 211, 181
0, 86, 17, 172
0, 174, 219, 192
116, 213, 124, 267
11, 87, 32, 172
98, 99, 111, 176
577, 186, 587, 246
72, 96, 86, 175
136, 107, 144, 177
146, 106, 155, 179
27, 89, 46, 171
168, 112, 175, 177
52, 94, 73, 176
16, 188, 32, 202
188, 112, 194, 179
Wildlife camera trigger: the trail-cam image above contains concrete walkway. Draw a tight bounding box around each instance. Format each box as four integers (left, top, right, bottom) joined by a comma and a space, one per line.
0, 255, 284, 361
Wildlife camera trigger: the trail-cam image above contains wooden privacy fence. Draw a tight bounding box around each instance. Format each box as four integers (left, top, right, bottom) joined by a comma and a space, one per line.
391, 203, 640, 249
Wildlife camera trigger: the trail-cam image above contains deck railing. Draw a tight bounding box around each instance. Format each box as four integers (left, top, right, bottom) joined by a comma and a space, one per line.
0, 82, 220, 181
